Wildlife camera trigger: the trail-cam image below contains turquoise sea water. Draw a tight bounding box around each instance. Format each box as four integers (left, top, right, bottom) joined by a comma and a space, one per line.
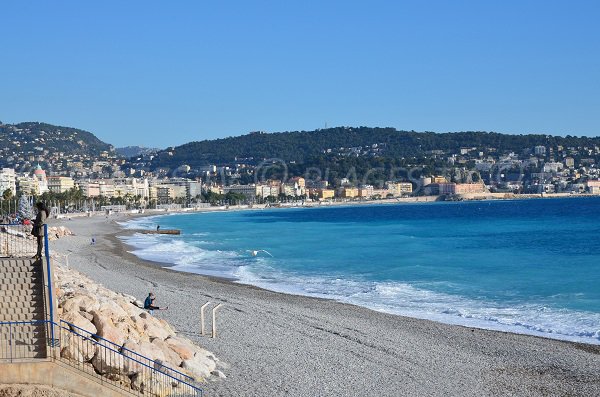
121, 197, 600, 344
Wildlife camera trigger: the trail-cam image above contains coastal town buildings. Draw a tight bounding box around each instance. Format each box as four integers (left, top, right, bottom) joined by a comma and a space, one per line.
47, 175, 75, 193
2, 123, 600, 207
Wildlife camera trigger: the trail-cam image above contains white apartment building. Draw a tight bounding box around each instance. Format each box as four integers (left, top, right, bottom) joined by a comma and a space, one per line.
1, 168, 18, 196
16, 175, 39, 196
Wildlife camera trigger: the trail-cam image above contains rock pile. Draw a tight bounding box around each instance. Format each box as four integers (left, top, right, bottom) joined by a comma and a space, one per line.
47, 225, 74, 240
54, 261, 223, 394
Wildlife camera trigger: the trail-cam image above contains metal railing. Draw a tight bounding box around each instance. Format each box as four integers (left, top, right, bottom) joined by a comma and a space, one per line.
1, 320, 203, 396
0, 320, 50, 361
0, 224, 37, 258
58, 320, 203, 396
1, 223, 203, 396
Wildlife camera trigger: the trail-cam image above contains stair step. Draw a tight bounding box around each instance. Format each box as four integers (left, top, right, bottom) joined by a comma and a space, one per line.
0, 288, 44, 295
0, 297, 45, 305
0, 283, 41, 290
0, 313, 45, 322
0, 277, 43, 285
0, 307, 44, 314
0, 344, 47, 359
0, 301, 42, 308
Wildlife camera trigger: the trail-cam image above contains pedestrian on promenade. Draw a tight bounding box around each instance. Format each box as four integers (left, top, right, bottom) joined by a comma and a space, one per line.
32, 202, 49, 260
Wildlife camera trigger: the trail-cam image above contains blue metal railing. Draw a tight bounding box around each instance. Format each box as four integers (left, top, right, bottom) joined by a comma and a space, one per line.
62, 320, 198, 384
58, 320, 203, 396
43, 224, 55, 348
0, 320, 49, 361
1, 223, 204, 396
0, 223, 37, 257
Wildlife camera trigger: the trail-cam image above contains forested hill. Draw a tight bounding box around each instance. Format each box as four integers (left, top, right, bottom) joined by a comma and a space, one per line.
0, 121, 113, 157
151, 127, 600, 168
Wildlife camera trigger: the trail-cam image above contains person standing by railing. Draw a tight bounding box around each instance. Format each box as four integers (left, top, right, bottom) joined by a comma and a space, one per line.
31, 202, 49, 260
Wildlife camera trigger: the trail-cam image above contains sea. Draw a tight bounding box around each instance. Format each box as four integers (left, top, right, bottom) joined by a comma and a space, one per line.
120, 197, 600, 345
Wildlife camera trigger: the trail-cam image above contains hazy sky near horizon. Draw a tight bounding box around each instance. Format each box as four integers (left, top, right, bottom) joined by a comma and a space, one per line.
1, 1, 599, 148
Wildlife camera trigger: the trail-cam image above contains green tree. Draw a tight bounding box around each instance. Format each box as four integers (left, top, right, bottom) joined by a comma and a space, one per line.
2, 189, 12, 201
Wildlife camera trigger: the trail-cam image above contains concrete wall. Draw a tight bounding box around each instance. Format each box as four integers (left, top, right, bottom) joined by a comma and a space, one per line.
0, 361, 127, 397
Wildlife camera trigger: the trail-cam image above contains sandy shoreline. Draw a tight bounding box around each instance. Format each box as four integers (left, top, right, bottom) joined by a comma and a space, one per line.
49, 213, 600, 397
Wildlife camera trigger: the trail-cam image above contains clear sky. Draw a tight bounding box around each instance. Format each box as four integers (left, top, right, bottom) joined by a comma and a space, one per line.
1, 1, 599, 148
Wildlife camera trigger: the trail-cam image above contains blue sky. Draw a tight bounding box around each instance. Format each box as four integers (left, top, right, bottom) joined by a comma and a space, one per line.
1, 1, 599, 147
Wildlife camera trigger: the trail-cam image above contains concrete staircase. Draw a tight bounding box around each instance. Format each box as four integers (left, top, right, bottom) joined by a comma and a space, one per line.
0, 258, 48, 360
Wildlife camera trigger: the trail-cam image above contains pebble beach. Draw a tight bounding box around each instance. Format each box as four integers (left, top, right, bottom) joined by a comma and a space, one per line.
50, 213, 600, 397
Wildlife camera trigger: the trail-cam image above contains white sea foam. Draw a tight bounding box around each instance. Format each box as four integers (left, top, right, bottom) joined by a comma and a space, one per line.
121, 233, 242, 279
233, 267, 600, 345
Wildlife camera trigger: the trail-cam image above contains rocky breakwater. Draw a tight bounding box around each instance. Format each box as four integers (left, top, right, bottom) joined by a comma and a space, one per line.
54, 261, 224, 395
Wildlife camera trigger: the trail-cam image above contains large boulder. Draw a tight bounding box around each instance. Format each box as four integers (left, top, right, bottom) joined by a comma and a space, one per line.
91, 344, 126, 375
60, 333, 96, 362
151, 338, 183, 368
61, 294, 100, 313
181, 350, 217, 381
115, 319, 143, 344
165, 337, 195, 361
62, 311, 97, 335
91, 311, 126, 347
97, 298, 129, 321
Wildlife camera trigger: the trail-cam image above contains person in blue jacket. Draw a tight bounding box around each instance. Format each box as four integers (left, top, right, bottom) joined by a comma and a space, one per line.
144, 292, 168, 313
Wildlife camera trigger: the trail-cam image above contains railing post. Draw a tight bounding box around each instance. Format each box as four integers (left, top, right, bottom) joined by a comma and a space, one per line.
43, 224, 55, 348
212, 303, 223, 338
200, 302, 211, 336
9, 322, 13, 362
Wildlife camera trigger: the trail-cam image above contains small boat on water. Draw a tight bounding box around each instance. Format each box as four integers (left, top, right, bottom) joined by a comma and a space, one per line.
139, 229, 181, 235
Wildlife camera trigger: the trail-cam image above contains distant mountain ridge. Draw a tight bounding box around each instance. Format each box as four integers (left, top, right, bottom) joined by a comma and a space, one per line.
149, 126, 600, 168
116, 146, 159, 158
0, 121, 113, 155
0, 121, 114, 171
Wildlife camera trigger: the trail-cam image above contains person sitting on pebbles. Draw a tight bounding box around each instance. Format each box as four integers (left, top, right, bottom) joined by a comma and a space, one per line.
144, 292, 168, 314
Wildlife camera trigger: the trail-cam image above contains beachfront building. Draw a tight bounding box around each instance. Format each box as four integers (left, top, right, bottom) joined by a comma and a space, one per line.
77, 181, 101, 197
423, 182, 486, 196
455, 182, 486, 194
16, 174, 41, 196
587, 180, 600, 194
206, 185, 225, 195
155, 186, 176, 203
47, 175, 75, 193
289, 177, 306, 189
281, 177, 306, 197
113, 177, 150, 199
340, 187, 359, 198
146, 178, 201, 202
315, 188, 335, 200
98, 180, 115, 198
0, 168, 16, 196
358, 185, 374, 197
257, 184, 279, 199
280, 183, 296, 197
387, 182, 413, 196
438, 182, 456, 195
224, 184, 260, 198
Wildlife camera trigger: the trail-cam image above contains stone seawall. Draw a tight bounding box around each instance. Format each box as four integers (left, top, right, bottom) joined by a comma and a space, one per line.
52, 242, 224, 393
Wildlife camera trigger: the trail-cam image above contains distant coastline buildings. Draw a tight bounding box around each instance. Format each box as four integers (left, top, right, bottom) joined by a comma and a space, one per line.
1, 121, 600, 209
